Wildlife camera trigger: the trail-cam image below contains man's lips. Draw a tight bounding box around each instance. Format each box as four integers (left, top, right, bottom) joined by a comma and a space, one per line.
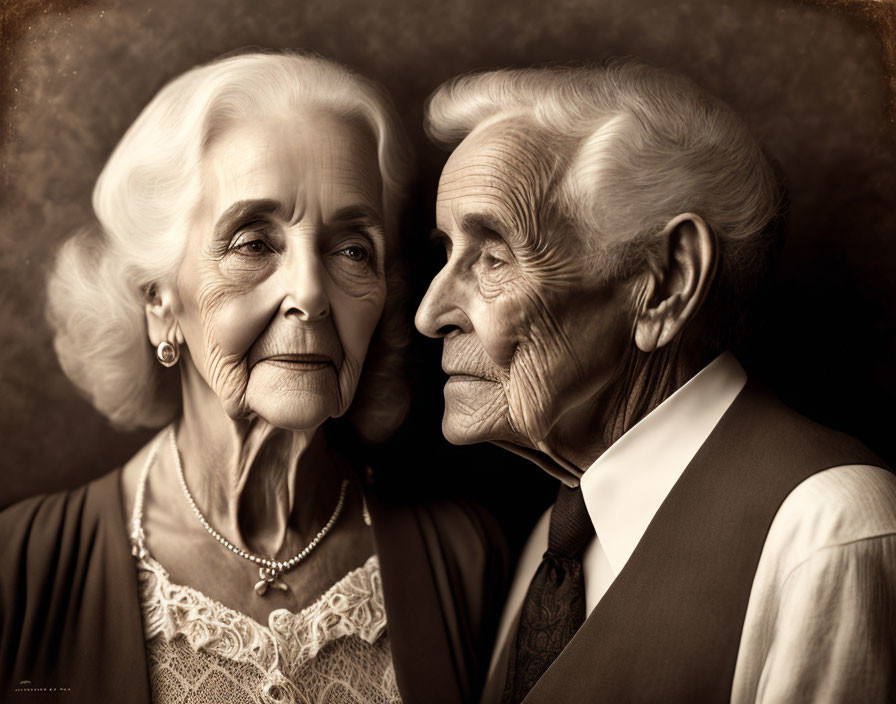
442, 368, 499, 382
257, 354, 333, 371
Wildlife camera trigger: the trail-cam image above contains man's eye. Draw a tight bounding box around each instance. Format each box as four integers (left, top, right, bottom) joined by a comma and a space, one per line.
484, 253, 507, 269
340, 245, 369, 262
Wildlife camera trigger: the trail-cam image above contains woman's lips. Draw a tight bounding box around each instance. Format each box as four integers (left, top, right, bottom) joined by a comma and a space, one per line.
259, 354, 333, 371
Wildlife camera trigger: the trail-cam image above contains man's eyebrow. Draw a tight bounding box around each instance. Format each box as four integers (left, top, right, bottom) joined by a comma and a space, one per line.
461, 212, 509, 237
213, 199, 282, 240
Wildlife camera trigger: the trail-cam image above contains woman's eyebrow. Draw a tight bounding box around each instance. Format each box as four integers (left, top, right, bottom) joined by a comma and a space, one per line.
213, 199, 282, 239
327, 204, 385, 230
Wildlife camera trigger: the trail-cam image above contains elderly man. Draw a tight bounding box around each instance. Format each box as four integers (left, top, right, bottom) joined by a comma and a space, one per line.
415, 60, 896, 703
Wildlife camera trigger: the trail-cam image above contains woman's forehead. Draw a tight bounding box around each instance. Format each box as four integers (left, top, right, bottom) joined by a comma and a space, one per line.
199, 113, 383, 222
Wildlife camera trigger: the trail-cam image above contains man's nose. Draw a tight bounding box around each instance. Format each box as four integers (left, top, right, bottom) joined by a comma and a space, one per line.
279, 249, 330, 322
415, 266, 470, 338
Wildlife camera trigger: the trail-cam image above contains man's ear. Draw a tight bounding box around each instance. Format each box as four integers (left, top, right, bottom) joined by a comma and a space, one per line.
633, 213, 718, 353
144, 283, 184, 348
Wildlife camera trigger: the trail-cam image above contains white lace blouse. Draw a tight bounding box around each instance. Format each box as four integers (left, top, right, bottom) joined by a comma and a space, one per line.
130, 490, 402, 703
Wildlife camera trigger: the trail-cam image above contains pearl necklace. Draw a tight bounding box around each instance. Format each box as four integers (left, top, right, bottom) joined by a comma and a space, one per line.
167, 426, 349, 596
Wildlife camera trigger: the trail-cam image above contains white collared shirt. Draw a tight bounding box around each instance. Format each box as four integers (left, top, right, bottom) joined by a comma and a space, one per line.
486, 353, 896, 703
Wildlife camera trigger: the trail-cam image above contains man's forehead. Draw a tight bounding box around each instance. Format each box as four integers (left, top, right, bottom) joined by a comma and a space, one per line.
437, 116, 562, 205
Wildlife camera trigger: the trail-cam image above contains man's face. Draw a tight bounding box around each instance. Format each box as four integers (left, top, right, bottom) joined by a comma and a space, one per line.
415, 118, 635, 450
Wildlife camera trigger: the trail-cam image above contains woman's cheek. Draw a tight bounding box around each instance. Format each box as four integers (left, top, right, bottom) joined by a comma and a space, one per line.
196, 263, 279, 355
330, 284, 386, 412
194, 284, 276, 418
203, 295, 274, 360
338, 297, 384, 360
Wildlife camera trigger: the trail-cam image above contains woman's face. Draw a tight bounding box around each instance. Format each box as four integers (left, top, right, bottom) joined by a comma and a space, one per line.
171, 112, 387, 431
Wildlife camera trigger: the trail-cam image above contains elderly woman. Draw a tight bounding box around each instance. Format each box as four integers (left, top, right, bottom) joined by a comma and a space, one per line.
0, 52, 505, 704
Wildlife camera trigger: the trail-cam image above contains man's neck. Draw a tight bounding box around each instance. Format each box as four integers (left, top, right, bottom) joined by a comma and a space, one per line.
500, 341, 709, 481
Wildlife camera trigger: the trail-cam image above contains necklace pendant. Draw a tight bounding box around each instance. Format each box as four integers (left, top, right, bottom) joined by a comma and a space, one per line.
255, 567, 288, 596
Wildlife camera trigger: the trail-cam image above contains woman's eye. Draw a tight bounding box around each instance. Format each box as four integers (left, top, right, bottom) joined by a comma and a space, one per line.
340, 245, 369, 262
230, 235, 272, 255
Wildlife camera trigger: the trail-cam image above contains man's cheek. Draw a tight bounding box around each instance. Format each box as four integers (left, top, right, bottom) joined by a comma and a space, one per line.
502, 294, 582, 442
473, 302, 528, 368
505, 341, 561, 442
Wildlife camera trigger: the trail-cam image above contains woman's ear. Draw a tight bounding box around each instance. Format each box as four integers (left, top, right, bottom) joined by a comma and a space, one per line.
144, 283, 184, 348
633, 213, 718, 353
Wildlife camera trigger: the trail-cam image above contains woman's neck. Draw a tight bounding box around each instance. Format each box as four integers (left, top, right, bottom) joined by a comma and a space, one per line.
173, 364, 345, 559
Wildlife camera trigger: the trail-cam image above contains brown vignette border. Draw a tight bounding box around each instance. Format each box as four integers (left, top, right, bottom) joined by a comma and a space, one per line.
0, 0, 97, 195
802, 0, 896, 122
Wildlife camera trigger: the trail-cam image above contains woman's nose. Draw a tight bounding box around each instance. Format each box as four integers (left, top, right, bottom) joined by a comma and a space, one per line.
415, 266, 470, 338
279, 252, 330, 322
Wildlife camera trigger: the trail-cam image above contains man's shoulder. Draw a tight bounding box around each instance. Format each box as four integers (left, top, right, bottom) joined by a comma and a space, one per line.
729, 382, 884, 468
763, 465, 896, 578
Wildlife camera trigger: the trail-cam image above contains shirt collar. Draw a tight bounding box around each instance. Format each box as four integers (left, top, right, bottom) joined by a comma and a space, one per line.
579, 351, 747, 576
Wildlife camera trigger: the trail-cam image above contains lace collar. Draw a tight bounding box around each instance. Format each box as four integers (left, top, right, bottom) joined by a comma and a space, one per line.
128, 436, 389, 694
135, 551, 387, 672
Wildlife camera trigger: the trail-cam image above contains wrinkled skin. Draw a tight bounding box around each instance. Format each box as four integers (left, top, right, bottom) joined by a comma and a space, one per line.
135, 112, 386, 622
175, 114, 386, 432
416, 117, 639, 477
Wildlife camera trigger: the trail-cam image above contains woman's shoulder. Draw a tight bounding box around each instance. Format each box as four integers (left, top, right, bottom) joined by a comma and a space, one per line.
420, 496, 507, 560
368, 486, 507, 564
0, 469, 126, 567
367, 485, 511, 620
0, 468, 150, 701
366, 486, 511, 702
0, 432, 162, 551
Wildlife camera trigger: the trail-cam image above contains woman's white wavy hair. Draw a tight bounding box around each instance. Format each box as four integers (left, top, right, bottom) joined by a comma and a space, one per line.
425, 59, 787, 351
47, 51, 412, 442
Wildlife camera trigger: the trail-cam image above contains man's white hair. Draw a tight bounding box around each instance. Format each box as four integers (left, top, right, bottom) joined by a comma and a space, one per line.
47, 51, 411, 441
425, 59, 786, 349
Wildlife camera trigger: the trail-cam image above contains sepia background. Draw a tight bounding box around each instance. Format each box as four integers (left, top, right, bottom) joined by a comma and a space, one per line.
1, 0, 894, 511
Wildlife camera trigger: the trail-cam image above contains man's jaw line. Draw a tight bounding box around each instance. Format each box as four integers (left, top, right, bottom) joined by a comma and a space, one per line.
441, 377, 585, 484
492, 439, 583, 486
440, 362, 583, 482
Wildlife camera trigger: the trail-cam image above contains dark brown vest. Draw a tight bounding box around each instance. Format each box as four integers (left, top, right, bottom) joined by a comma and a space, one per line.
515, 382, 885, 703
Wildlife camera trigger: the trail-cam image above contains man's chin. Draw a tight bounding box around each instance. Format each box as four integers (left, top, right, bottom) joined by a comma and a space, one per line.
441, 383, 514, 445
441, 414, 484, 445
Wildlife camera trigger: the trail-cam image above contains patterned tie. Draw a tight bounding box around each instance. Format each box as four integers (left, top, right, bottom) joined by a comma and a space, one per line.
501, 483, 595, 703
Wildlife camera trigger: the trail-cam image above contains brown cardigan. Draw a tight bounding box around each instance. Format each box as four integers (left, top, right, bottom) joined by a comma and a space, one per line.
0, 469, 508, 704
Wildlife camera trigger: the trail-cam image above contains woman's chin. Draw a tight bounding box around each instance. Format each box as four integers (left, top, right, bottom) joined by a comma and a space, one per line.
245, 399, 334, 432
245, 364, 341, 432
